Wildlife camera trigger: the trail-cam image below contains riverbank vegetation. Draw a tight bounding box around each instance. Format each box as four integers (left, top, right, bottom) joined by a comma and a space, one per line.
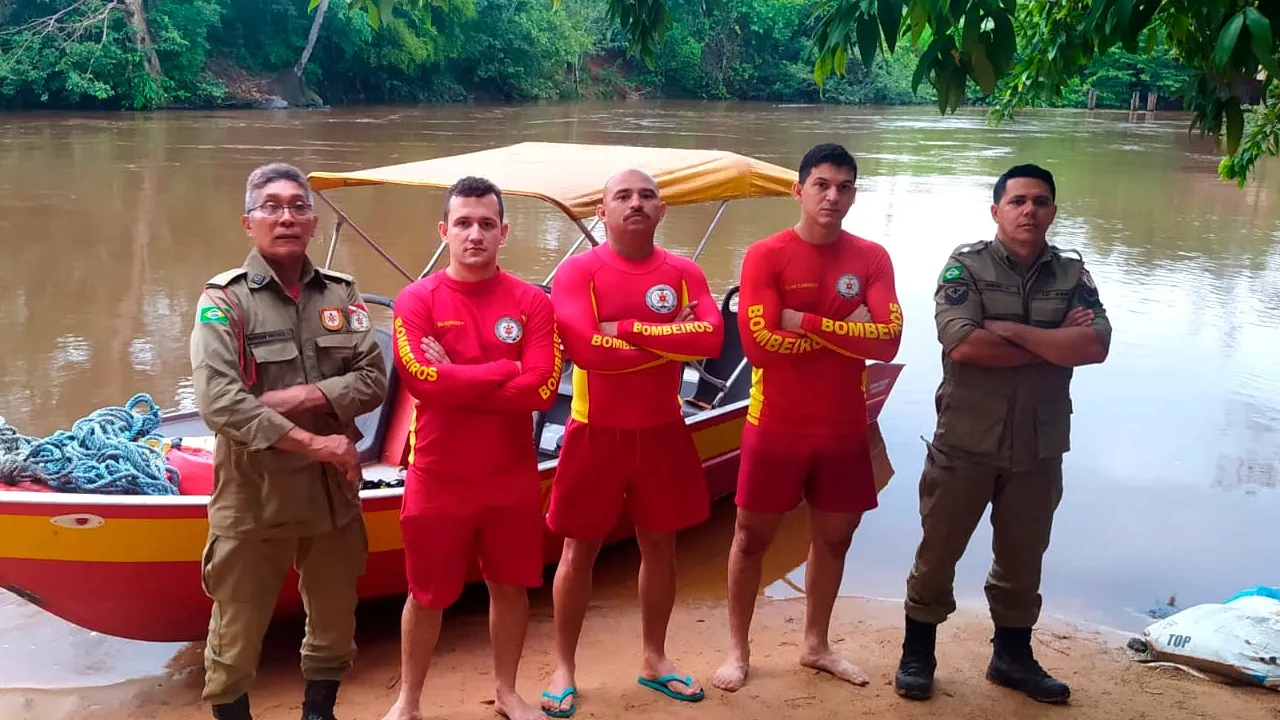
1, 0, 1189, 114
9, 0, 1274, 182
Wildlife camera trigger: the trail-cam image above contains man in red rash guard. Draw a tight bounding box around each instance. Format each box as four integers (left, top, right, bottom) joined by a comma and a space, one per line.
712, 143, 903, 694
380, 176, 561, 720
540, 169, 723, 717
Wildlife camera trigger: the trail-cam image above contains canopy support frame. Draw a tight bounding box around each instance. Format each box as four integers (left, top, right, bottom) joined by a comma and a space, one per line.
690, 200, 728, 264
315, 191, 416, 283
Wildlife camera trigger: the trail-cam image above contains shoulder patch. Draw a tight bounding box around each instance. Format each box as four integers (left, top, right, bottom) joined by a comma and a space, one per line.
316, 267, 355, 284
205, 268, 247, 288
940, 263, 966, 283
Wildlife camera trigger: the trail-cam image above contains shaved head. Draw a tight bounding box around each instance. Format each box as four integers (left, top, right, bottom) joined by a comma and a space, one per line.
604, 168, 659, 196
598, 167, 665, 254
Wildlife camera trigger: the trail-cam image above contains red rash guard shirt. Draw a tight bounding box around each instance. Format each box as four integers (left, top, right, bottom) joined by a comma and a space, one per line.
738, 228, 902, 435
551, 243, 723, 429
392, 269, 562, 483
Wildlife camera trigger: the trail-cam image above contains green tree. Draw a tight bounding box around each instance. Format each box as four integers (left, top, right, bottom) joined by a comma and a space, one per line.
347, 0, 1279, 185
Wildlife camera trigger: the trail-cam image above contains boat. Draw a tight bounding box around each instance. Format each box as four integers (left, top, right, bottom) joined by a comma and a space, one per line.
0, 142, 904, 643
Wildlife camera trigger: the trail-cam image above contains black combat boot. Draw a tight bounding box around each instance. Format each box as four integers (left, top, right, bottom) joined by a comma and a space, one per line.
301, 679, 341, 720
986, 626, 1071, 704
894, 614, 938, 700
211, 693, 252, 720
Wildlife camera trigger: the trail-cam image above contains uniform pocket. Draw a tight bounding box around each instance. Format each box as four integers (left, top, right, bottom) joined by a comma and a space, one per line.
200, 535, 220, 597
1035, 398, 1072, 458
249, 339, 303, 389
315, 333, 357, 377
201, 535, 287, 602
934, 386, 1006, 457
1028, 294, 1070, 328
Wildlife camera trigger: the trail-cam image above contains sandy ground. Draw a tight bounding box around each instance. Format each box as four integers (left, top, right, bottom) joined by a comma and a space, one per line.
4, 506, 1279, 720
8, 593, 1280, 720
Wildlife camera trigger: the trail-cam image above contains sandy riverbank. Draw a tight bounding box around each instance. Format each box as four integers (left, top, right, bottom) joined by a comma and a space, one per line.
6, 589, 1279, 720
4, 499, 1280, 720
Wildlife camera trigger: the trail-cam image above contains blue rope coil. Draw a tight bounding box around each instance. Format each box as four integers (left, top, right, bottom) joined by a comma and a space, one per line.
0, 393, 180, 496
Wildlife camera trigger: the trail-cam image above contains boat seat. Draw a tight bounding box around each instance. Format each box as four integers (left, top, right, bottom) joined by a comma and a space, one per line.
682, 285, 751, 414
354, 293, 399, 464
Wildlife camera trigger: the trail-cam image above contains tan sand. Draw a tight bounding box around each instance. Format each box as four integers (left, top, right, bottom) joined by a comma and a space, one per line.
9, 593, 1278, 720
4, 504, 1278, 720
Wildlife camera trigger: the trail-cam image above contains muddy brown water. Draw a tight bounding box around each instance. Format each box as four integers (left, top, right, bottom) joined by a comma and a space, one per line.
1, 101, 1277, 692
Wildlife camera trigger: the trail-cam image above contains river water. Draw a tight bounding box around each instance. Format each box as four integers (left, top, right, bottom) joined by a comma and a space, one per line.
1, 101, 1278, 691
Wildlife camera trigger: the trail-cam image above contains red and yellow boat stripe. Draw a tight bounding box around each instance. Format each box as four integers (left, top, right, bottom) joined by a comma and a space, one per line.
0, 408, 747, 565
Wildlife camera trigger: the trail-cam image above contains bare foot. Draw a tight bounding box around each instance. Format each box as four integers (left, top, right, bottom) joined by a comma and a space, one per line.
800, 648, 870, 687
641, 656, 704, 700
711, 652, 749, 692
379, 698, 423, 720
495, 688, 544, 720
540, 666, 577, 716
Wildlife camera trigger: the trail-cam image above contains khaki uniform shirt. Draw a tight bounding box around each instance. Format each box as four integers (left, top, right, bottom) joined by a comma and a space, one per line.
930, 238, 1112, 470
189, 249, 388, 539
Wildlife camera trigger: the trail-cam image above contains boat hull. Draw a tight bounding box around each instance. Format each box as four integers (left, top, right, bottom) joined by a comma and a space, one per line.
0, 406, 747, 643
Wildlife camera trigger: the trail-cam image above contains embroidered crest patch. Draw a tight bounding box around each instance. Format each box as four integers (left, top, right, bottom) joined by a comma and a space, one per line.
645, 284, 678, 313
494, 316, 523, 344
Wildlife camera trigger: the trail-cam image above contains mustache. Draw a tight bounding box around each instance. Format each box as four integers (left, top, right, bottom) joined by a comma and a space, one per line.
625, 210, 649, 219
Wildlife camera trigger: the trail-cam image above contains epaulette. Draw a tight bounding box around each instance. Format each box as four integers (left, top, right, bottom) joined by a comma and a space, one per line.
205, 268, 247, 288
1050, 244, 1084, 263
316, 267, 355, 284
952, 240, 989, 256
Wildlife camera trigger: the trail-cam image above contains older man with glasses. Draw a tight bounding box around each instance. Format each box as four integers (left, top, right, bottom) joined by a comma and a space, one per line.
189, 162, 388, 720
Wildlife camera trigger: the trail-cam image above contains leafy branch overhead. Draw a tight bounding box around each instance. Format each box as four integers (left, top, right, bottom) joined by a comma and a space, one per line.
347, 0, 1280, 186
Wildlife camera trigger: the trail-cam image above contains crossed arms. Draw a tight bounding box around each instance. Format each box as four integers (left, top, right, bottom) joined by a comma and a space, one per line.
391, 283, 560, 414
737, 242, 903, 367
936, 259, 1111, 368
551, 256, 724, 373
190, 283, 388, 484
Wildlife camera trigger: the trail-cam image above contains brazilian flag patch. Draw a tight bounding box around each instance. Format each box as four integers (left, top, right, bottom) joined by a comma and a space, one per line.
941, 264, 964, 282
199, 306, 229, 325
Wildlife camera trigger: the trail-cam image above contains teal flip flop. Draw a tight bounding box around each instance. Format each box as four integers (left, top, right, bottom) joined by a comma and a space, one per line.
637, 674, 705, 703
540, 686, 577, 718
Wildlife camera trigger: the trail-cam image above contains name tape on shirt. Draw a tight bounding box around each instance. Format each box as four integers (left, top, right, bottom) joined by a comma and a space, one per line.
634, 321, 715, 337
745, 304, 817, 354
394, 317, 439, 382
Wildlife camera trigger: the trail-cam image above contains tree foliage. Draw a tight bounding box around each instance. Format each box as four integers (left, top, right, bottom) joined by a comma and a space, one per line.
5, 0, 1250, 184
350, 0, 1276, 185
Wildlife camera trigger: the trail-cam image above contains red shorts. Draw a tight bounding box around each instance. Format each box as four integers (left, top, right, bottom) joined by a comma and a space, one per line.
547, 419, 710, 540
735, 422, 878, 515
400, 467, 544, 611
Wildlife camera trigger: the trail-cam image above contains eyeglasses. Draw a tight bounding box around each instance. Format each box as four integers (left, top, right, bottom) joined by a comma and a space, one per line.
249, 201, 315, 218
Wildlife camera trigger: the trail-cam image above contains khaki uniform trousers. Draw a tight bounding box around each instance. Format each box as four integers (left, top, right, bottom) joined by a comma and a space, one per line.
904, 445, 1063, 629
200, 517, 368, 704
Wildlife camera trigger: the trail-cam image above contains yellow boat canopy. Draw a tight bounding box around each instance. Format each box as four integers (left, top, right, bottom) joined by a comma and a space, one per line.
307, 141, 799, 220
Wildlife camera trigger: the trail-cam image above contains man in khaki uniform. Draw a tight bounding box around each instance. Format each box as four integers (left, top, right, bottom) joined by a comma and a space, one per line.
894, 164, 1111, 705
190, 163, 388, 720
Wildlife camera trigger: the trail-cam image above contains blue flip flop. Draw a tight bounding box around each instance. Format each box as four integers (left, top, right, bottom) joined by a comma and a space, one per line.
541, 686, 577, 718
637, 674, 705, 703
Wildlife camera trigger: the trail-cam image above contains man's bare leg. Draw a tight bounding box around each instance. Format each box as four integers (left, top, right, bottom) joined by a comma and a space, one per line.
798, 507, 869, 686
541, 538, 602, 715
635, 528, 703, 698
487, 582, 542, 720
380, 595, 443, 720
712, 509, 785, 692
